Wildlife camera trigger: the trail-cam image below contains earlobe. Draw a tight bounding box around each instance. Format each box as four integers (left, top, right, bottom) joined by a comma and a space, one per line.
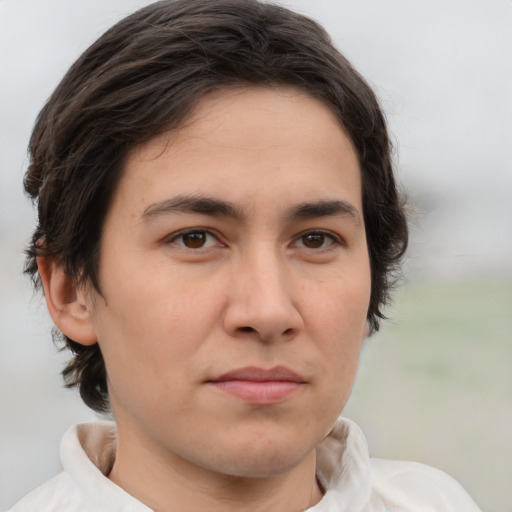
37, 256, 98, 346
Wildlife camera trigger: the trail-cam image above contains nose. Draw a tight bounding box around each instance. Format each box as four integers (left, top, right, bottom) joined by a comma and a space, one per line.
223, 249, 304, 342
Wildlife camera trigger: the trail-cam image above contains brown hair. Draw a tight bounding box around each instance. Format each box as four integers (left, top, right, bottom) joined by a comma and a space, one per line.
25, 0, 407, 412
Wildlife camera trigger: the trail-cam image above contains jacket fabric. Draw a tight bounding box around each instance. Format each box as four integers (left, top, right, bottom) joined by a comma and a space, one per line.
7, 418, 481, 511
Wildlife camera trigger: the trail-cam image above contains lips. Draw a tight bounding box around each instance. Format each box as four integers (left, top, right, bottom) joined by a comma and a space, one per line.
207, 366, 306, 405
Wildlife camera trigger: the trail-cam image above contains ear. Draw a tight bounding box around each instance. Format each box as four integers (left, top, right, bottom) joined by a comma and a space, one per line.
37, 256, 98, 346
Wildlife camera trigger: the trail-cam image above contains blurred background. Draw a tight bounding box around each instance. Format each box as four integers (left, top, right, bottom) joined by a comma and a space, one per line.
0, 0, 510, 510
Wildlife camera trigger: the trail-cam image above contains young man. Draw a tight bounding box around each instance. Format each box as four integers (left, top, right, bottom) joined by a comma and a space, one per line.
10, 1, 481, 510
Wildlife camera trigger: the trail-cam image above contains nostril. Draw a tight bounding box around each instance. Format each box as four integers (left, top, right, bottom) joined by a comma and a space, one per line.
239, 326, 256, 333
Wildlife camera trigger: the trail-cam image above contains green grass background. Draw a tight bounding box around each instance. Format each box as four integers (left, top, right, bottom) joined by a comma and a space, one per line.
343, 279, 512, 511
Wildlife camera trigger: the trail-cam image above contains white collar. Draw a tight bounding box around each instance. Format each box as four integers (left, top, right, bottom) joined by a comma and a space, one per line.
313, 417, 372, 511
61, 420, 152, 510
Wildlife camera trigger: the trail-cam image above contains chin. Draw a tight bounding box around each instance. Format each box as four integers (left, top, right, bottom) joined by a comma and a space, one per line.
197, 430, 316, 479
214, 451, 307, 479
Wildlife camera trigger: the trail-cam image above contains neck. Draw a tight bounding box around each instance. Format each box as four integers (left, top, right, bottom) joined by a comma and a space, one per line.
109, 426, 324, 512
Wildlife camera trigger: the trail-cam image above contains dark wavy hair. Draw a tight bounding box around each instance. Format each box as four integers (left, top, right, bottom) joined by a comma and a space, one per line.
24, 0, 408, 413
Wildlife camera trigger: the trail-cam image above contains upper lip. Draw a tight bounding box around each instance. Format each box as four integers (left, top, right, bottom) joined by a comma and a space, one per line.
210, 365, 306, 383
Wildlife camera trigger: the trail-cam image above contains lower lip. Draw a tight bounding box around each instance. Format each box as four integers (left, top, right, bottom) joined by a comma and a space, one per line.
210, 380, 303, 404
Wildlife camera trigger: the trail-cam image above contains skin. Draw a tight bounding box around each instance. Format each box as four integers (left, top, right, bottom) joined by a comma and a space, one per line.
40, 86, 371, 512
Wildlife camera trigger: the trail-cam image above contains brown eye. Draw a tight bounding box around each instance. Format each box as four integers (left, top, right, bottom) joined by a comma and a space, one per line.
301, 232, 326, 249
181, 231, 208, 248
167, 229, 222, 250
294, 230, 339, 251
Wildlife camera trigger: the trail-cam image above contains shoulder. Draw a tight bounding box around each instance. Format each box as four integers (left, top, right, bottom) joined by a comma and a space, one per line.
6, 472, 81, 512
6, 422, 151, 512
369, 458, 482, 511
316, 418, 481, 512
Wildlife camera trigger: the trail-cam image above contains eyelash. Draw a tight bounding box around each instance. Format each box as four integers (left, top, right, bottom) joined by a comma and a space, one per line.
165, 228, 342, 251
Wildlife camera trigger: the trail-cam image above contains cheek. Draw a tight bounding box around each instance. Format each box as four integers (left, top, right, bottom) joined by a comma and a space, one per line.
306, 271, 370, 339
93, 266, 225, 380
303, 270, 370, 389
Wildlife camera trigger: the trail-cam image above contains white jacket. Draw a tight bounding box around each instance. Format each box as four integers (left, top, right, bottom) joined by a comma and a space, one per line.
7, 418, 481, 511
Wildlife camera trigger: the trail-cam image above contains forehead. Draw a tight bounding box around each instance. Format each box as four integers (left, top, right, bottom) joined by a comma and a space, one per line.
132, 85, 354, 163
113, 86, 361, 219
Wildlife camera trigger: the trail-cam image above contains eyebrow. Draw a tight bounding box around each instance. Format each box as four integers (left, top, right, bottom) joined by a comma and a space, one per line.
141, 195, 361, 225
285, 199, 361, 225
141, 195, 246, 221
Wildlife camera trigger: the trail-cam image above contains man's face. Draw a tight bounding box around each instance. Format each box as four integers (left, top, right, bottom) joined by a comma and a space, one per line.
88, 86, 371, 478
